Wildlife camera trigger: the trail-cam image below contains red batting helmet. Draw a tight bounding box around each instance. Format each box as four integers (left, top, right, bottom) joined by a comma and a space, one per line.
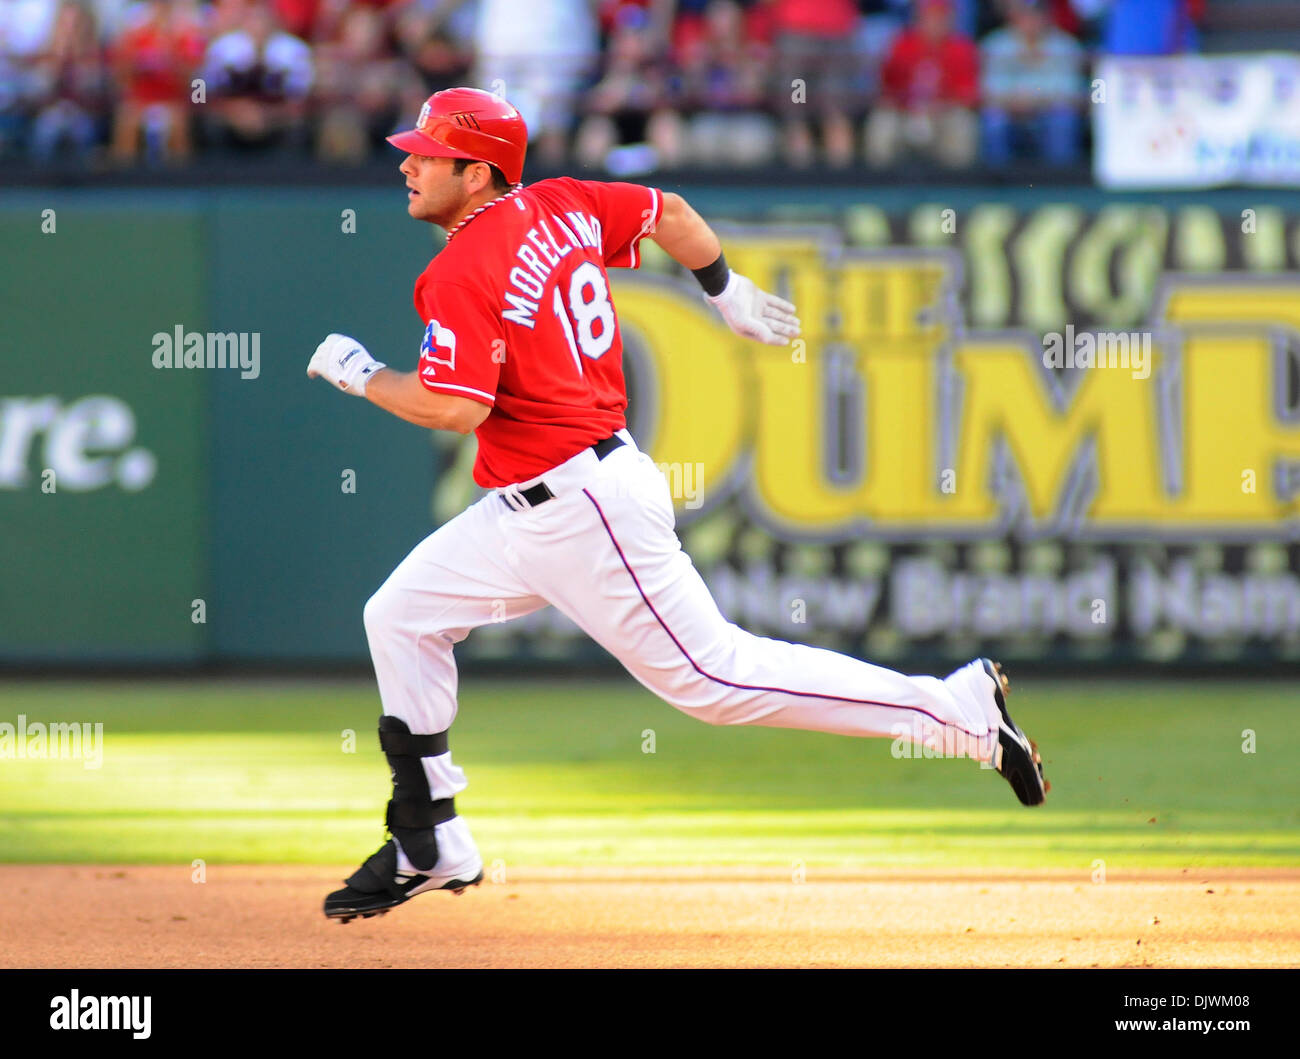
387, 87, 528, 185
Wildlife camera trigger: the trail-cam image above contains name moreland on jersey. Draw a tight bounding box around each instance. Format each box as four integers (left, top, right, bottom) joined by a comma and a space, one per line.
502, 211, 605, 329
411, 177, 663, 489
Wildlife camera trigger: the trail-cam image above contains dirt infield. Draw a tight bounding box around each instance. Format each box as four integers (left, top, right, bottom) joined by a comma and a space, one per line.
3, 865, 1296, 968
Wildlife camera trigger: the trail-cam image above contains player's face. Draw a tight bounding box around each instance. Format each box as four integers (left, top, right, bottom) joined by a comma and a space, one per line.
400, 154, 470, 226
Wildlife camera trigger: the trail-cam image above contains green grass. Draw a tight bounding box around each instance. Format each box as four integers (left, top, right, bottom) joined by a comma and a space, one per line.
0, 678, 1296, 869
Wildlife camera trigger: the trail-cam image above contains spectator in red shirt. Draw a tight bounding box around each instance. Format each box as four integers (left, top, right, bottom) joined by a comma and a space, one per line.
865, 0, 979, 168
109, 0, 206, 164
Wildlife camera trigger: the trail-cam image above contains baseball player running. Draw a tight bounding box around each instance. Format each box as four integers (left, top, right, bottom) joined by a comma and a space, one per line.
308, 88, 1047, 923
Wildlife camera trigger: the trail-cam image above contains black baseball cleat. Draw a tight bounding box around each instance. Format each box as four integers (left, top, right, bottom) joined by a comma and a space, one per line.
982, 659, 1048, 807
324, 839, 483, 924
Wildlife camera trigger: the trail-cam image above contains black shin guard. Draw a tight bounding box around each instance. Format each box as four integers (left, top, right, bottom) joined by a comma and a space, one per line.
377, 715, 456, 872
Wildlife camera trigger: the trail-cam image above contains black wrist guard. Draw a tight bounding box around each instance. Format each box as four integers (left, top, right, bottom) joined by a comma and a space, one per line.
691, 252, 730, 297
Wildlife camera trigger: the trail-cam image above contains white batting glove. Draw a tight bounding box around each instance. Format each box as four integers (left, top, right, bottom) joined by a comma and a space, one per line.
307, 333, 387, 396
706, 272, 801, 346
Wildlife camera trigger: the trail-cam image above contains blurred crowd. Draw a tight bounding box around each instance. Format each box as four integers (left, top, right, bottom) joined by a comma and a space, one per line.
0, 0, 1210, 171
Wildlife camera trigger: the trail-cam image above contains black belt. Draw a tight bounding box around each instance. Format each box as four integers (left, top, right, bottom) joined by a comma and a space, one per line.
502, 435, 625, 510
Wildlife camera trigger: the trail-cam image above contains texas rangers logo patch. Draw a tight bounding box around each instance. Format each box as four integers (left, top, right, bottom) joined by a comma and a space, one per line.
420, 319, 457, 373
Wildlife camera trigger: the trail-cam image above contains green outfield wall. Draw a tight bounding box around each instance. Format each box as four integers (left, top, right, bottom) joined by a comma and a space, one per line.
2, 185, 1298, 667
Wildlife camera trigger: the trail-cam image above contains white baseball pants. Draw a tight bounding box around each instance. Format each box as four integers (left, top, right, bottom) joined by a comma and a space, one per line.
363, 431, 1001, 873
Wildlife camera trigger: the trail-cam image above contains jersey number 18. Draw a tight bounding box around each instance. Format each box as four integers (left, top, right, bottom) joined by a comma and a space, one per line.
552, 260, 615, 372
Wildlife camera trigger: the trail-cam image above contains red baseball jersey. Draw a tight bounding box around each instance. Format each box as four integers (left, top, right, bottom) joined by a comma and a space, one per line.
412, 177, 664, 487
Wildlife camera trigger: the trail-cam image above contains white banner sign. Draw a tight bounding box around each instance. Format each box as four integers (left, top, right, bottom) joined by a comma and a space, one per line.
1094, 54, 1300, 188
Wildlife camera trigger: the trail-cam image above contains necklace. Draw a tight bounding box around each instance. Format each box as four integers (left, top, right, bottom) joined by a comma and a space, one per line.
444, 183, 526, 243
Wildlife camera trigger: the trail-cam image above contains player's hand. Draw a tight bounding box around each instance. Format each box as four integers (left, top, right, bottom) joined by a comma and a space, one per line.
307, 333, 387, 397
706, 272, 800, 346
